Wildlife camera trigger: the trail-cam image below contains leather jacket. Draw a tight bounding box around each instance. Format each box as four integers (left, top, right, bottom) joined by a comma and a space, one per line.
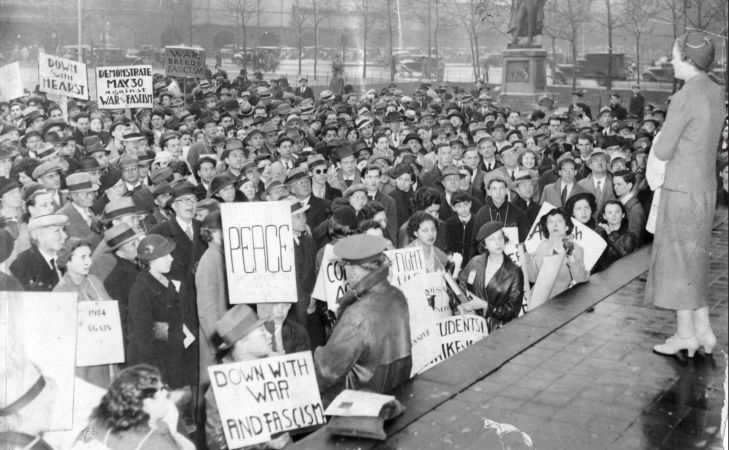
458, 253, 524, 331
603, 224, 640, 265
314, 270, 412, 407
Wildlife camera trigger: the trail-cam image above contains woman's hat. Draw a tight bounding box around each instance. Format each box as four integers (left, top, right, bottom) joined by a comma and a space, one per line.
202, 210, 223, 229
215, 304, 269, 349
104, 223, 145, 253
136, 234, 176, 261
207, 174, 237, 199
0, 178, 19, 198
676, 31, 715, 71
476, 222, 504, 242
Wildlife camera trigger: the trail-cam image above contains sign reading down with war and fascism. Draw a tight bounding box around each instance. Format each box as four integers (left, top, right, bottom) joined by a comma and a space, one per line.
209, 352, 326, 449
221, 202, 296, 304
165, 46, 206, 77
95, 65, 154, 109
38, 54, 88, 100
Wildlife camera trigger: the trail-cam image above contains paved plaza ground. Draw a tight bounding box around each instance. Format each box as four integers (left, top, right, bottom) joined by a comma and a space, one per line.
292, 209, 728, 450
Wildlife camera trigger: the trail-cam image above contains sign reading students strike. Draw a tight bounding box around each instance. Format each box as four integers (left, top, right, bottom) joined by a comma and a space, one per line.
426, 315, 488, 369
38, 54, 88, 100
165, 46, 206, 77
95, 65, 153, 109
221, 202, 296, 304
209, 352, 326, 448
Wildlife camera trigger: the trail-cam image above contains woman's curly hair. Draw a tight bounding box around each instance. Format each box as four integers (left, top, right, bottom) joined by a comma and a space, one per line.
91, 364, 163, 432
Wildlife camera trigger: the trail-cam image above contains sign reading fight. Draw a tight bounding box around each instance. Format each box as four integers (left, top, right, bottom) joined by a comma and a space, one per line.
76, 301, 125, 367
38, 54, 88, 100
95, 65, 153, 109
384, 247, 425, 286
209, 352, 326, 448
524, 202, 607, 272
221, 202, 296, 304
165, 46, 206, 78
426, 315, 488, 368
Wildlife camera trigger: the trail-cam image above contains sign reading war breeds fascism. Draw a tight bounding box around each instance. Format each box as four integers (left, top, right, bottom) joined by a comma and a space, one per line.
165, 46, 206, 77
95, 65, 153, 109
208, 352, 326, 449
38, 54, 88, 100
221, 202, 296, 304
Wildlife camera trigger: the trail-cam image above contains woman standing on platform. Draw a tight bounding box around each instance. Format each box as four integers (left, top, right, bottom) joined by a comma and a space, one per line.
647, 32, 723, 357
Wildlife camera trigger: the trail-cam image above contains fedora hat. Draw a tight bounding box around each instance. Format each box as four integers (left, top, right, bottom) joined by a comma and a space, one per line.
215, 304, 269, 349
103, 223, 145, 253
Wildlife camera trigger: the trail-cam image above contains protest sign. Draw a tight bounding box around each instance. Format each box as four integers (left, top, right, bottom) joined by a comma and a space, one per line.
311, 244, 348, 311
517, 245, 531, 317
384, 247, 426, 286
425, 315, 488, 368
208, 352, 326, 449
38, 54, 88, 100
524, 202, 606, 272
165, 46, 206, 78
503, 227, 521, 266
528, 252, 566, 310
76, 301, 125, 367
1, 292, 78, 431
0, 62, 23, 100
95, 65, 153, 109
221, 202, 296, 304
397, 274, 442, 376
424, 271, 451, 319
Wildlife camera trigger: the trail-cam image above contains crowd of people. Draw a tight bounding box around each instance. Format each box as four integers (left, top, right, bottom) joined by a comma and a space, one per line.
0, 30, 727, 450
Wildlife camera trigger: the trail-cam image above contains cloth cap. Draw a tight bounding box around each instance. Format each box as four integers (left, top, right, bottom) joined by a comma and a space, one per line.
215, 304, 269, 349
343, 183, 367, 198
475, 222, 504, 242
31, 162, 62, 180
27, 214, 69, 233
136, 234, 176, 261
557, 153, 576, 168
333, 234, 388, 265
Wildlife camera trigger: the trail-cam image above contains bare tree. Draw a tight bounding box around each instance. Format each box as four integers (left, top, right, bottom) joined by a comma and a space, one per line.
542, 0, 593, 88
351, 0, 378, 78
221, 0, 265, 71
446, 0, 504, 81
592, 0, 630, 90
305, 0, 335, 80
410, 0, 456, 79
685, 0, 727, 33
159, 0, 197, 46
290, 0, 313, 76
623, 0, 658, 83
371, 0, 401, 82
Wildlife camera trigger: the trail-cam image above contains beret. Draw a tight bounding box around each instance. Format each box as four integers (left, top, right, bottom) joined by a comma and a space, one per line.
475, 222, 504, 242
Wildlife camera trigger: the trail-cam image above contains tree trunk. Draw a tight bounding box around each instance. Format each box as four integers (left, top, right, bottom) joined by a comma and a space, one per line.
635, 31, 640, 84
314, 24, 319, 80
473, 24, 481, 80
606, 2, 613, 90
551, 35, 556, 84
243, 25, 248, 71
571, 34, 578, 88
298, 29, 303, 75
363, 32, 368, 78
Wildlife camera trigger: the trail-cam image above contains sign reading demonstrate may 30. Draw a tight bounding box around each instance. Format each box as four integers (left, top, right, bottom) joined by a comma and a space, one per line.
209, 352, 326, 449
38, 54, 88, 100
95, 65, 154, 109
165, 46, 205, 77
221, 202, 296, 304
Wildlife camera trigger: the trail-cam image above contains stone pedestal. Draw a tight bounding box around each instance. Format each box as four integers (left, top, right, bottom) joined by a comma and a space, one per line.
497, 44, 548, 111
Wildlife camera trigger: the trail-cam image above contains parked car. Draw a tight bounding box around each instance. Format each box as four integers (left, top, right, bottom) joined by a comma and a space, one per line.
554, 53, 628, 86
642, 62, 674, 82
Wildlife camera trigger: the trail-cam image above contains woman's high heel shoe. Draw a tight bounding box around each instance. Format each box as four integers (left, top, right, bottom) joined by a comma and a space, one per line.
696, 330, 716, 354
653, 335, 700, 358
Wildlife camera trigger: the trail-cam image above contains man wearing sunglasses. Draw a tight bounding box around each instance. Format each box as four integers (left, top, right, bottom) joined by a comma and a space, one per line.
308, 156, 342, 203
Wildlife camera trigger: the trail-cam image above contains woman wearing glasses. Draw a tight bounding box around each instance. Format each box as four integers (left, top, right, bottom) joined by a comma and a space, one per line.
80, 364, 194, 450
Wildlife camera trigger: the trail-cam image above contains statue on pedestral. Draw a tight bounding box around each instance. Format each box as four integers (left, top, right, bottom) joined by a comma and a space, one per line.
507, 0, 547, 45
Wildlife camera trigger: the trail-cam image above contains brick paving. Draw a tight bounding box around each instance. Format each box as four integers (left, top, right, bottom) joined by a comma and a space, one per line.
375, 217, 727, 450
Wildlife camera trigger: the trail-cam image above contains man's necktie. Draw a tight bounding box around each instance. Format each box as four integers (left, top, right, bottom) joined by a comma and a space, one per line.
561, 185, 568, 206
511, 171, 516, 181
486, 164, 492, 172
50, 258, 59, 278
596, 181, 603, 206
345, 179, 353, 187
186, 225, 194, 241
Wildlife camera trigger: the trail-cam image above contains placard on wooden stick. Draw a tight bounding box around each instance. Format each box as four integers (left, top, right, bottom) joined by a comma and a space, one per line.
38, 54, 89, 100
221, 202, 296, 303
208, 352, 326, 449
95, 65, 154, 109
76, 301, 125, 367
165, 46, 206, 78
